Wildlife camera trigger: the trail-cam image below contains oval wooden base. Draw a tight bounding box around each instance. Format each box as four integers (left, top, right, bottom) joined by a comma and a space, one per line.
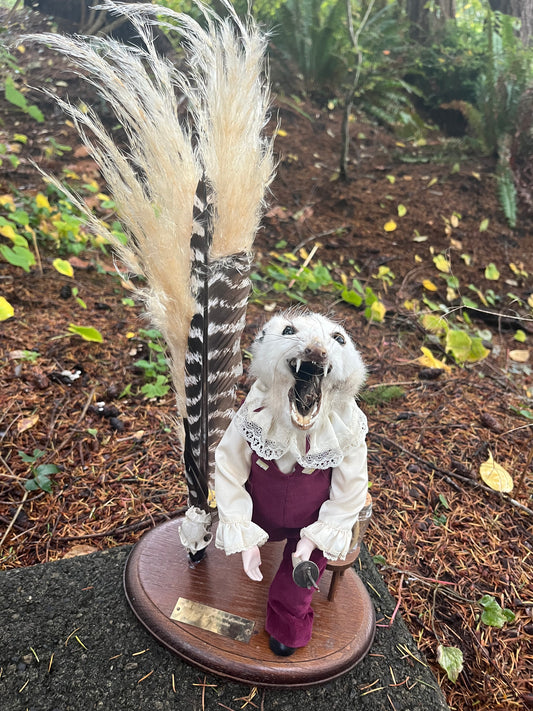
124, 518, 375, 688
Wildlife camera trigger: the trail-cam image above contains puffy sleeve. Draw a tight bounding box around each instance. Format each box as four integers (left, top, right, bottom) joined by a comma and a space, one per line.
300, 440, 368, 561
214, 417, 269, 555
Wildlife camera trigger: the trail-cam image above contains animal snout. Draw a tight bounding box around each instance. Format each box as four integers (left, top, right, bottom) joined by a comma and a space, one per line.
304, 344, 328, 363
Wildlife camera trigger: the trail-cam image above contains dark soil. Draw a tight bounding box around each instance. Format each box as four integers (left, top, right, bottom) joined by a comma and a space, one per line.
1, 8, 532, 711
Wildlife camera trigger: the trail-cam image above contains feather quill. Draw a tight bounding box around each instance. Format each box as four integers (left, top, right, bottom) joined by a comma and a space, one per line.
28, 1, 274, 551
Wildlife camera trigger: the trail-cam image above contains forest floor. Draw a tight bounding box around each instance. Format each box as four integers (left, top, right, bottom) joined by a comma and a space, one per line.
1, 7, 532, 711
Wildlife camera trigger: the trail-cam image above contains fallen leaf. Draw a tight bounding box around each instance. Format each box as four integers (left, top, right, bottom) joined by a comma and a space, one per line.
417, 347, 452, 373
433, 254, 451, 273
422, 279, 438, 291
0, 296, 14, 321
437, 645, 463, 684
384, 220, 397, 232
485, 263, 500, 280
53, 258, 74, 278
17, 414, 39, 434
63, 545, 99, 559
479, 452, 513, 493
509, 350, 529, 362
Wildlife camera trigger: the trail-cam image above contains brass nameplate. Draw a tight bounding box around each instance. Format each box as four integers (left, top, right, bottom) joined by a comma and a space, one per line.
170, 597, 255, 643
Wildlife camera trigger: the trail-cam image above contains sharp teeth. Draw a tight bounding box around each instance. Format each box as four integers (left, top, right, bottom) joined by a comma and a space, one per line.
295, 358, 302, 373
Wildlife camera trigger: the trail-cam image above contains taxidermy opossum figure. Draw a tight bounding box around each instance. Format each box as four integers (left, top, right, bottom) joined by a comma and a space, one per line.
250, 312, 366, 431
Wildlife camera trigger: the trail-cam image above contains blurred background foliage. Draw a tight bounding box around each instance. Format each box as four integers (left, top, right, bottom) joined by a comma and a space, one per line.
5, 0, 533, 222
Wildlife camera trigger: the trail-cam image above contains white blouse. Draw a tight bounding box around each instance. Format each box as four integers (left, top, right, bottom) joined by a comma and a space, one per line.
214, 382, 369, 561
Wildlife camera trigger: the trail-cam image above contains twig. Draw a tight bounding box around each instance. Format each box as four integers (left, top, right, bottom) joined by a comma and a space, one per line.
0, 490, 29, 549
514, 441, 533, 498
54, 507, 187, 541
287, 243, 319, 288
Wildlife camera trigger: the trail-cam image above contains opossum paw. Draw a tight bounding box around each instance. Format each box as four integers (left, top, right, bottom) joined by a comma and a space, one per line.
269, 636, 296, 657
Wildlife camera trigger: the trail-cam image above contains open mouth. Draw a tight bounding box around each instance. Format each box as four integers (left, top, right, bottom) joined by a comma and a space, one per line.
287, 357, 328, 430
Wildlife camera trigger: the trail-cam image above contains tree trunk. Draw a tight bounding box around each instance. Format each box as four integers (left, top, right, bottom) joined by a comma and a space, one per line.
489, 0, 533, 46
23, 0, 172, 52
405, 0, 456, 42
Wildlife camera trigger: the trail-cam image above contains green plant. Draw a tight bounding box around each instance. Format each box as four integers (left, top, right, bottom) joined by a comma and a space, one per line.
4, 75, 44, 123
135, 328, 171, 399
20, 449, 59, 493
269, 0, 349, 95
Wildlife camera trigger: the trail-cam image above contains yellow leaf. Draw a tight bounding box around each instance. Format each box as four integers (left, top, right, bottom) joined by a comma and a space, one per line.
509, 350, 529, 363
528, 294, 533, 309
384, 220, 397, 232
446, 287, 458, 302
427, 177, 438, 187
340, 272, 348, 288
299, 248, 309, 260
479, 453, 513, 493
433, 254, 451, 273
471, 171, 481, 181
0, 194, 15, 208
417, 347, 452, 373
403, 299, 419, 311
450, 214, 459, 228
97, 193, 111, 201
208, 488, 217, 508
53, 258, 74, 278
369, 300, 386, 322
276, 129, 288, 137
422, 279, 438, 291
63, 170, 80, 180
17, 45, 26, 54
415, 254, 422, 263
0, 296, 14, 321
126, 332, 136, 339
35, 193, 51, 210
0, 224, 18, 241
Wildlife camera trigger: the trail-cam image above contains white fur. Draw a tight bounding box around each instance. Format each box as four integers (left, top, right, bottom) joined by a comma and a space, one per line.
250, 311, 366, 425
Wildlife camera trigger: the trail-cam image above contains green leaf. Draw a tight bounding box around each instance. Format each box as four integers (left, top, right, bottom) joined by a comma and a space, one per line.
438, 494, 450, 510
397, 204, 407, 217
27, 104, 44, 123
53, 258, 74, 278
0, 244, 35, 272
373, 554, 387, 565
479, 218, 489, 232
4, 76, 28, 110
141, 375, 170, 399
437, 645, 463, 683
445, 330, 472, 361
479, 595, 515, 628
514, 330, 527, 343
0, 296, 14, 321
341, 289, 363, 307
484, 263, 500, 280
68, 324, 103, 343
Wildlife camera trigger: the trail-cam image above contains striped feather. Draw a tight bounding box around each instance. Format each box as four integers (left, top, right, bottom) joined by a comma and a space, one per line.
28, 1, 274, 552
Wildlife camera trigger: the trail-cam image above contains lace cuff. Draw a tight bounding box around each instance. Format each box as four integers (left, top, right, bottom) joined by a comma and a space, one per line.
215, 520, 269, 555
300, 521, 352, 561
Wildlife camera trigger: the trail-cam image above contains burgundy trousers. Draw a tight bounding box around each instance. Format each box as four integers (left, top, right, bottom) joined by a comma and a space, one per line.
246, 452, 332, 648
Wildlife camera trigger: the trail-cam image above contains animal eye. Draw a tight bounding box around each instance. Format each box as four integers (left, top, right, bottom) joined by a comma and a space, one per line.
333, 332, 346, 345
282, 325, 296, 335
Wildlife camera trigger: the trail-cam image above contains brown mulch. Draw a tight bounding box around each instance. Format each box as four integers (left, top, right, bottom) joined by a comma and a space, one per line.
1, 7, 533, 711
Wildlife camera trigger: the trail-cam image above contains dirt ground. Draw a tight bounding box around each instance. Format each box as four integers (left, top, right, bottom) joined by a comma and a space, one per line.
1, 7, 532, 711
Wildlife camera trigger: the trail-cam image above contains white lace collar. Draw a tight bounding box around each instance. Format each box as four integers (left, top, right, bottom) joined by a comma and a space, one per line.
234, 381, 368, 469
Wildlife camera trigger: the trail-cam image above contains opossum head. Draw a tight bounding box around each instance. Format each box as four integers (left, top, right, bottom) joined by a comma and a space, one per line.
250, 311, 366, 431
